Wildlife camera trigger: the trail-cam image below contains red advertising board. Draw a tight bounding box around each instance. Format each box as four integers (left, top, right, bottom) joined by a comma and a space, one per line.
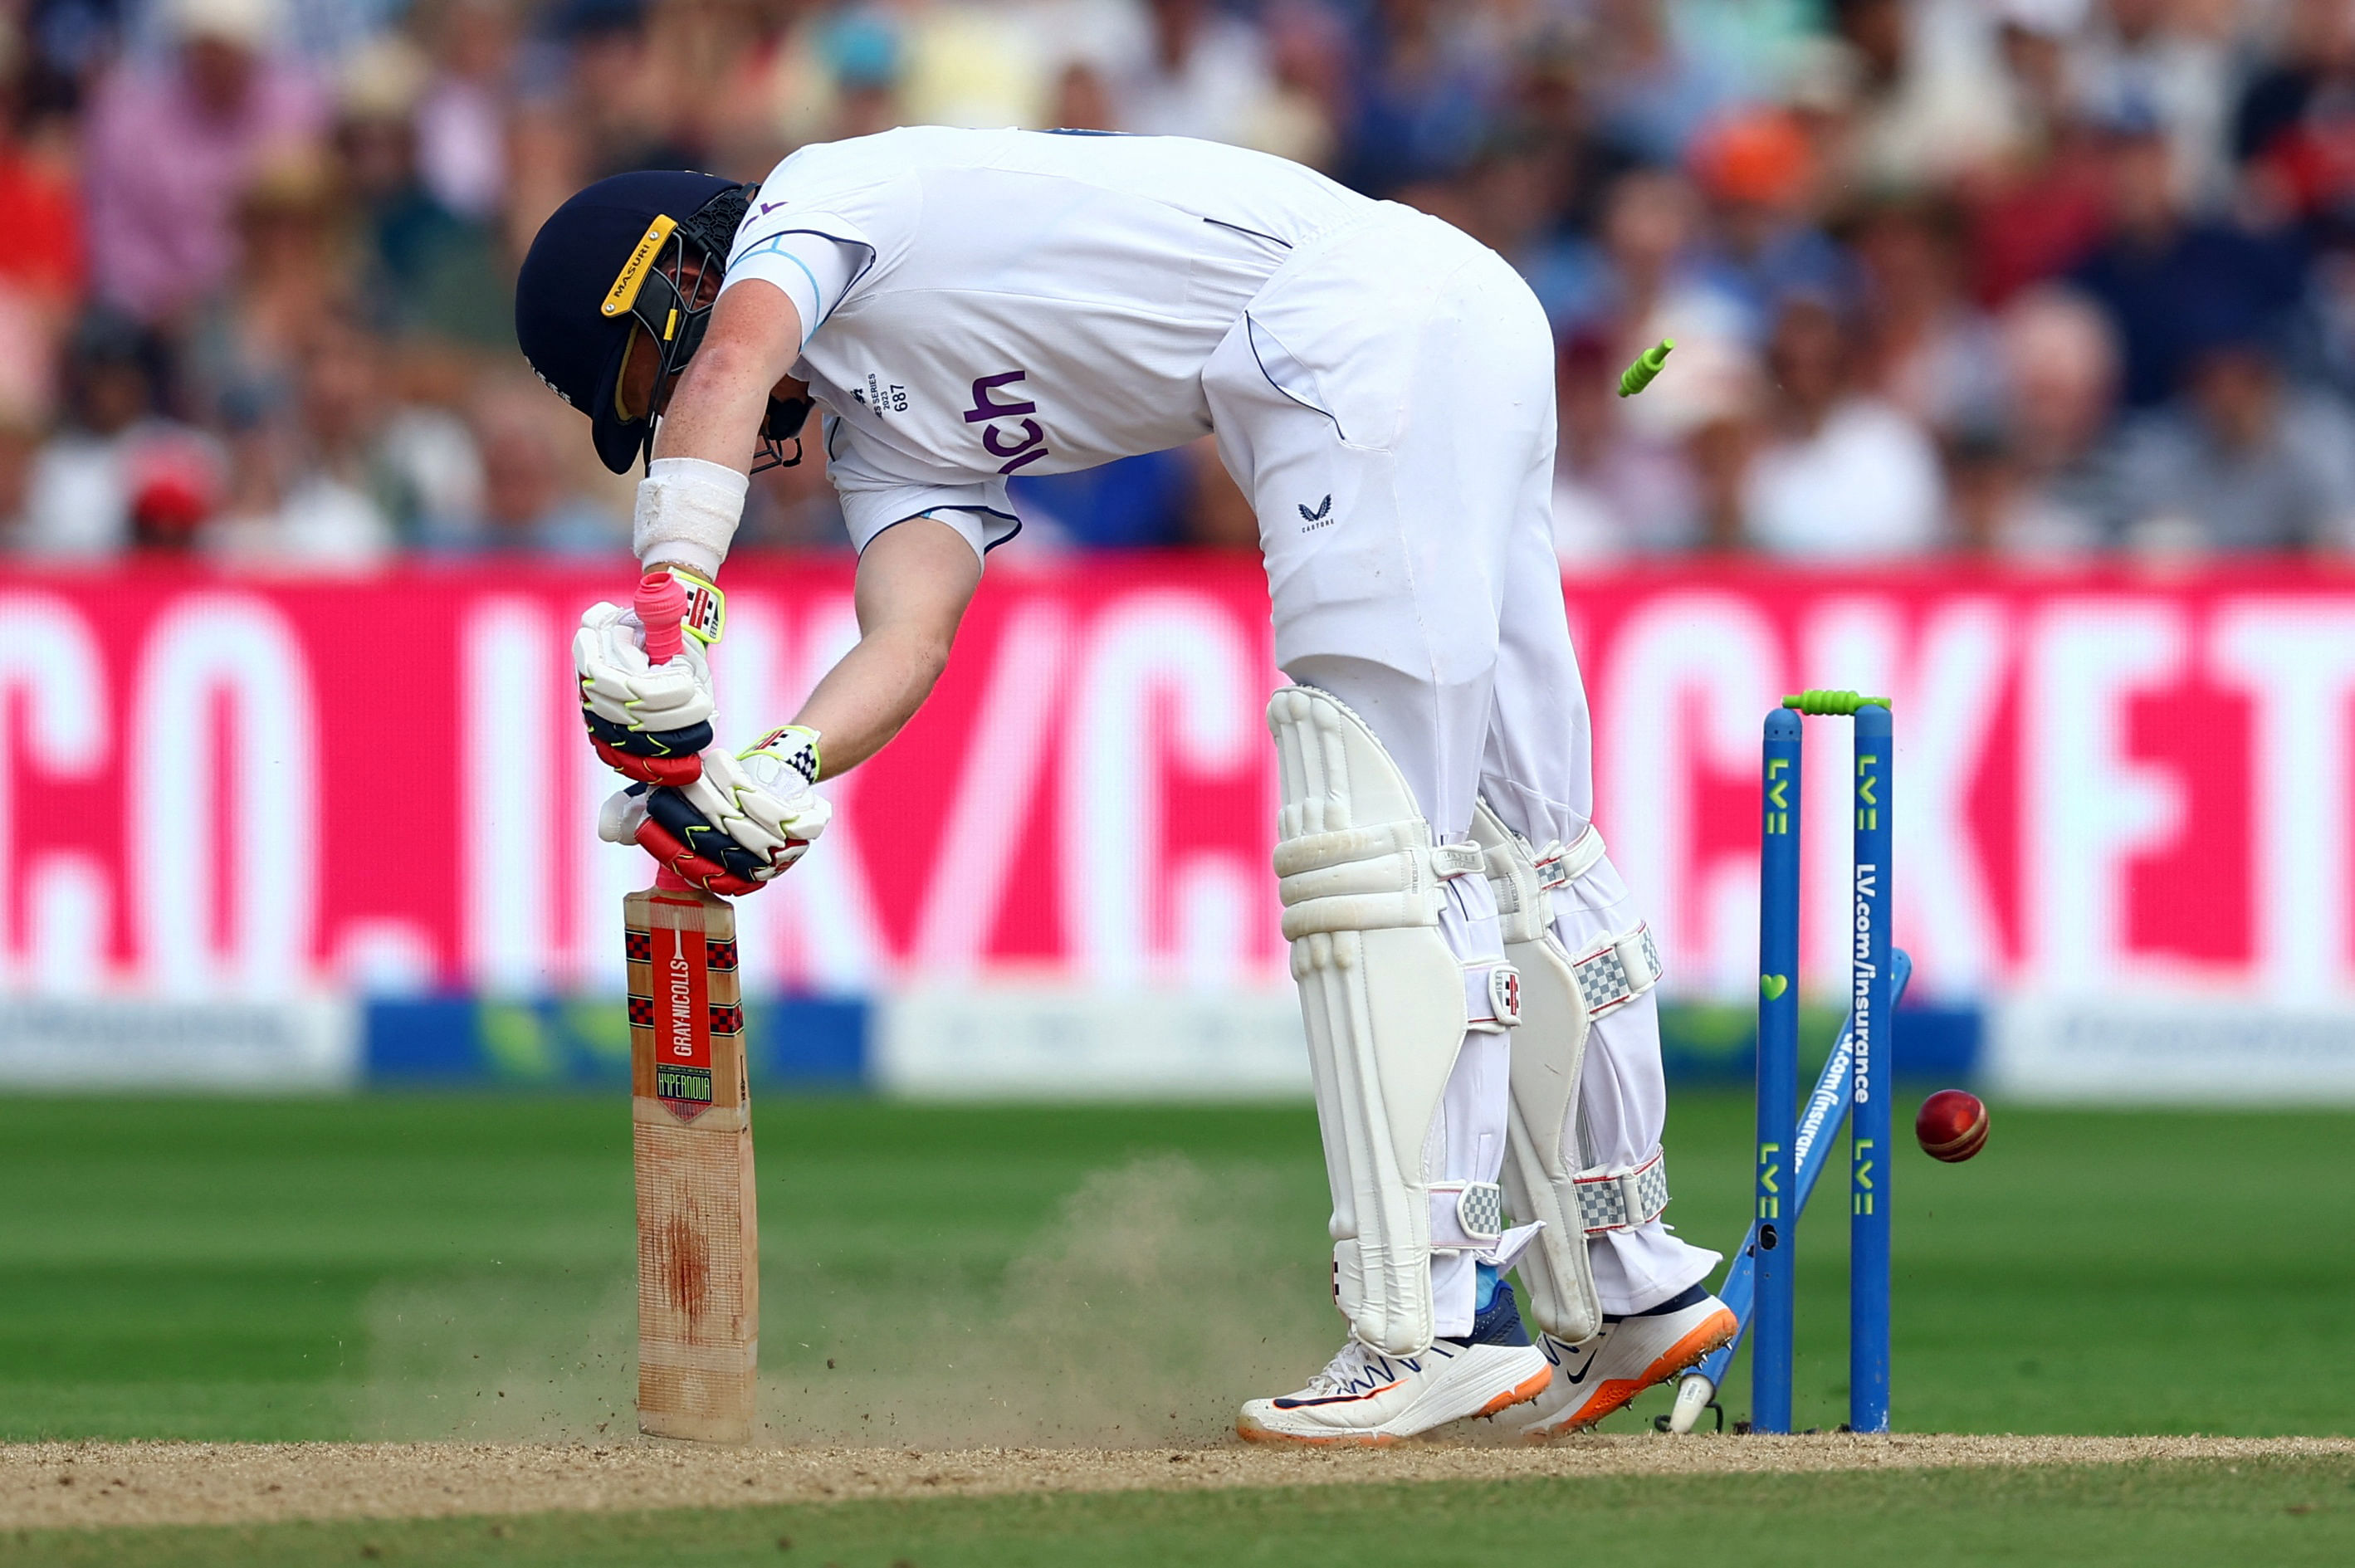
3, 559, 2352, 1004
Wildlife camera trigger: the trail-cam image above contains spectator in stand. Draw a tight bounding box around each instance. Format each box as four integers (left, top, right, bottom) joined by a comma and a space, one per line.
1688, 107, 1854, 341
423, 378, 618, 554
1260, 0, 1351, 170
2234, 0, 2355, 242
1966, 0, 2113, 305
0, 17, 84, 317
1577, 0, 1733, 167
2069, 0, 2235, 212
183, 151, 347, 435
1974, 285, 2124, 554
1550, 166, 1713, 359
818, 7, 911, 142
1458, 124, 1592, 326
17, 309, 209, 557
2113, 319, 2355, 554
1830, 0, 2011, 193
1989, 0, 2084, 154
1670, 0, 1826, 104
211, 307, 476, 564
893, 0, 1058, 130
1853, 196, 2002, 435
1743, 292, 1945, 556
413, 0, 516, 224
2071, 100, 2306, 408
7, 0, 2353, 567
1050, 56, 1116, 134
81, 0, 327, 327
1500, 27, 1623, 237
335, 35, 509, 349
0, 22, 79, 467
1338, 0, 1499, 198
1549, 330, 1703, 560
558, 0, 689, 178
1115, 0, 1298, 154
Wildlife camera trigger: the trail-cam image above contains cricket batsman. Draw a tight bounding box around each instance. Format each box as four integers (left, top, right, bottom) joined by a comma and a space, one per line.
518, 128, 1736, 1443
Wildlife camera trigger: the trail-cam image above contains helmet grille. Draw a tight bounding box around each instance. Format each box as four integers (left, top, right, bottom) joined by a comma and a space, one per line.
679, 183, 755, 263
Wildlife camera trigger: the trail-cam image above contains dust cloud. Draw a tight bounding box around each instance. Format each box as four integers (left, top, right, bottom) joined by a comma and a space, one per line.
347, 1155, 1341, 1448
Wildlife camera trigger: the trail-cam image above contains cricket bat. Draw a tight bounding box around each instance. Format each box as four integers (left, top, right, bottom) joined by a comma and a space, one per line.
625, 571, 758, 1443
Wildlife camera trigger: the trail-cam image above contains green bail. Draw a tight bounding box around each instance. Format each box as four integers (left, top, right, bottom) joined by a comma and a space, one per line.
1781, 690, 1893, 716
1617, 338, 1674, 398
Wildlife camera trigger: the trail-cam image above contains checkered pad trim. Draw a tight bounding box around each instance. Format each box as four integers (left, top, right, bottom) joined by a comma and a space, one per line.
1572, 1150, 1671, 1233
628, 996, 655, 1028
709, 1003, 744, 1036
1571, 924, 1663, 1019
625, 931, 652, 963
705, 938, 738, 973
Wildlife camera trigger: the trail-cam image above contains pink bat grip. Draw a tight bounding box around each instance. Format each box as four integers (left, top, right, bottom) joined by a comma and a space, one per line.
634, 569, 687, 663
630, 568, 695, 892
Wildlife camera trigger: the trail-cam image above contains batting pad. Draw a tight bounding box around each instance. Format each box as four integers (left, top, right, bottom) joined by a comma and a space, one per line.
1473, 801, 1606, 1344
1268, 684, 1477, 1356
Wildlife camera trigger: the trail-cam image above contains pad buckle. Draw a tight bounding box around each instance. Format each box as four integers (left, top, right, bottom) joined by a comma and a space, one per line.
1488, 964, 1522, 1026
1429, 1180, 1507, 1248
1534, 824, 1608, 891
1429, 842, 1486, 879
1572, 1148, 1671, 1234
1571, 922, 1662, 1019
1463, 962, 1522, 1032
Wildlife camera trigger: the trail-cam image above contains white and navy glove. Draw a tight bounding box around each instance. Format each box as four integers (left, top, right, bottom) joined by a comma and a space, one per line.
599, 725, 831, 896
574, 594, 718, 786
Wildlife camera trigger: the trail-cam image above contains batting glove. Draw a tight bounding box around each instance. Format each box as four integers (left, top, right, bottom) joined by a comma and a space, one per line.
599, 725, 830, 896
574, 598, 716, 785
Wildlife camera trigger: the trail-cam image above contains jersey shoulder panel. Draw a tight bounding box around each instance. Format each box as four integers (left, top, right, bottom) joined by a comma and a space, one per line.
735, 134, 938, 271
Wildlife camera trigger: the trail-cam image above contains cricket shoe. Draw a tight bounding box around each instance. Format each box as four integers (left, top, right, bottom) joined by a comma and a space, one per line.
1517, 1284, 1737, 1439
1237, 1280, 1551, 1447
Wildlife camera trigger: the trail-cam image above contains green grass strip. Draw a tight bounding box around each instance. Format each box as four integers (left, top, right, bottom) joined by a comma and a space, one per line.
6, 1456, 2353, 1568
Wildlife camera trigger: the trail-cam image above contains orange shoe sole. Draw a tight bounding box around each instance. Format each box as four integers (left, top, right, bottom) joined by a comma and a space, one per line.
1525, 1306, 1739, 1441
1237, 1363, 1554, 1448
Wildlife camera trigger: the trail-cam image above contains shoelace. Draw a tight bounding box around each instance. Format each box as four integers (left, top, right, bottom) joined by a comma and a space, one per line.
1302, 1341, 1405, 1399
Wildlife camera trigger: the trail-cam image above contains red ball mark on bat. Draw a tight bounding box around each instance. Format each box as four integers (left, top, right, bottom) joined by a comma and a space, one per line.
1915, 1088, 1989, 1163
661, 1212, 711, 1319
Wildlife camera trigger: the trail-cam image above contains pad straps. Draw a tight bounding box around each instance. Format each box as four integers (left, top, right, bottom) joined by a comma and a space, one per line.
1532, 823, 1608, 891
1569, 924, 1664, 1019
1572, 1146, 1672, 1233
1427, 1179, 1543, 1268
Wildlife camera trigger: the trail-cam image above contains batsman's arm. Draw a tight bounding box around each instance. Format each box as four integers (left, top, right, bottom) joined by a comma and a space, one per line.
636, 280, 806, 578
788, 516, 982, 778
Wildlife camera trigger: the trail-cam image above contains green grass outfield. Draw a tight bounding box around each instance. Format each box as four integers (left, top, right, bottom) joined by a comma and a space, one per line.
2, 1089, 2348, 1441
0, 1091, 2347, 1561
6, 1458, 2354, 1567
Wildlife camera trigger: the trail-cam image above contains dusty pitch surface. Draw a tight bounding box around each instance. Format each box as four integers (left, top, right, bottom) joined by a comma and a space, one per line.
5, 1435, 2350, 1531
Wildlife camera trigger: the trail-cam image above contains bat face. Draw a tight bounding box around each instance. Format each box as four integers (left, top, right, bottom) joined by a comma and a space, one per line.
625, 887, 757, 1443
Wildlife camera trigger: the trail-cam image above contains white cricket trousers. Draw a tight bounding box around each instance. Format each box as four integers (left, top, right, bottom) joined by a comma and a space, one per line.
1204, 203, 1718, 1331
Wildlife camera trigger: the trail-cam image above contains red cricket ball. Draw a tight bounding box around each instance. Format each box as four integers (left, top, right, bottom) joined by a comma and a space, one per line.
1914, 1089, 1989, 1163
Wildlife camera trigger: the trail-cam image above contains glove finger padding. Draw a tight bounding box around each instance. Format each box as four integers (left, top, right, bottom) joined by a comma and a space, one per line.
574, 601, 716, 784
610, 727, 831, 897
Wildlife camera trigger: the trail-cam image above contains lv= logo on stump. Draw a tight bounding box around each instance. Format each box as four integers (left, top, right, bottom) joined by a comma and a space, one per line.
622, 569, 759, 1445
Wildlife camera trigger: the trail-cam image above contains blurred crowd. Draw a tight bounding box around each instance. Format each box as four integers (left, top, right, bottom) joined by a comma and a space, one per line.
6, 0, 2355, 564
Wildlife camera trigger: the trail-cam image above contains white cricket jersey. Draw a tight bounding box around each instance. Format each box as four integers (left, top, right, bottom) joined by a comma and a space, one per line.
721, 125, 1375, 554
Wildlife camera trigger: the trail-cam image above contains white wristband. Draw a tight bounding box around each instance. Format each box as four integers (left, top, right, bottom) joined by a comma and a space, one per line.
633, 457, 750, 579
